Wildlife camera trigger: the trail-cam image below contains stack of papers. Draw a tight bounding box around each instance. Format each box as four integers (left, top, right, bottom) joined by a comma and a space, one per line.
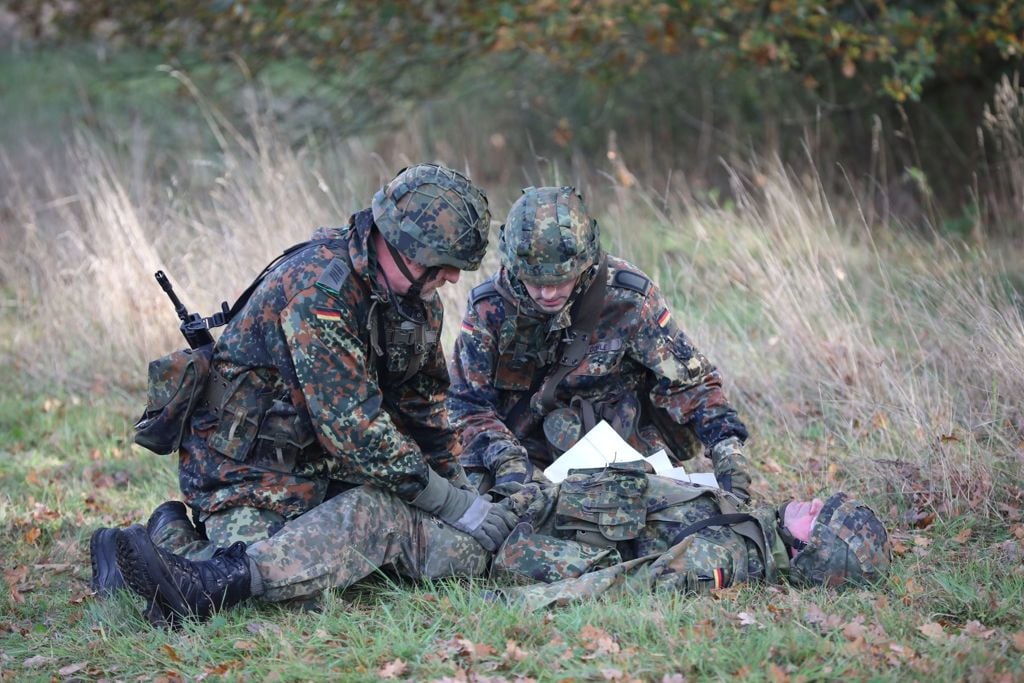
543, 420, 719, 488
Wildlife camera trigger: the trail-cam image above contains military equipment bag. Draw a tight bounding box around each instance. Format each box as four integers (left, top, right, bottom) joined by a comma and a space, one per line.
134, 344, 214, 455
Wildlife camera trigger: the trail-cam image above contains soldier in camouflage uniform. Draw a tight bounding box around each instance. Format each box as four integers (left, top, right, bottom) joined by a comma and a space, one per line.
449, 186, 754, 500
90, 163, 519, 596
110, 468, 889, 626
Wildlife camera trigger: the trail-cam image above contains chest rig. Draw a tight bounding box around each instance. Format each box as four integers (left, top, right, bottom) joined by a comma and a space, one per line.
369, 296, 438, 383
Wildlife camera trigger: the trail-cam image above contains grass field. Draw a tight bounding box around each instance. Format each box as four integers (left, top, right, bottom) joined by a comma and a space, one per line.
2, 50, 1024, 681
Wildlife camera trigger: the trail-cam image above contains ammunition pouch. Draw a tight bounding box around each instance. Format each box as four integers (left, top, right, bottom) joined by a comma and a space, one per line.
555, 463, 648, 550
133, 344, 214, 455
205, 369, 315, 472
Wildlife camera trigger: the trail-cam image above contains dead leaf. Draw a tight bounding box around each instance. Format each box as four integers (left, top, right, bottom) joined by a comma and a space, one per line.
763, 458, 784, 474
504, 640, 529, 662
25, 470, 41, 486
162, 644, 182, 663
961, 621, 995, 639
913, 535, 932, 548
378, 658, 408, 679
768, 663, 790, 683
1011, 631, 1024, 652
842, 618, 866, 641
952, 528, 973, 544
58, 662, 87, 676
24, 527, 41, 544
580, 624, 620, 655
23, 655, 56, 668
803, 604, 841, 631
918, 622, 945, 640
601, 668, 624, 681
736, 612, 758, 628
233, 640, 258, 651
913, 514, 935, 530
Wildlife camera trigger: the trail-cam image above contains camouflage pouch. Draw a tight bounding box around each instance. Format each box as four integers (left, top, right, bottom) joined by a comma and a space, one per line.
133, 344, 213, 455
491, 522, 620, 584
555, 463, 649, 545
207, 370, 276, 463
250, 399, 316, 472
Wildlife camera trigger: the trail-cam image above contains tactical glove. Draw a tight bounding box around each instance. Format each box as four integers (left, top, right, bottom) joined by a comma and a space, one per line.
710, 436, 753, 504
411, 470, 519, 551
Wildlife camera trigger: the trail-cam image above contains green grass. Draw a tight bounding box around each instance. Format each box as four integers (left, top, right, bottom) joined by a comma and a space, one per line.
3, 43, 1024, 682
2, 374, 1023, 681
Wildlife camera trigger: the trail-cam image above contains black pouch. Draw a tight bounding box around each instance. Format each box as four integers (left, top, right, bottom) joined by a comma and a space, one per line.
555, 463, 649, 545
250, 400, 317, 472
133, 344, 213, 455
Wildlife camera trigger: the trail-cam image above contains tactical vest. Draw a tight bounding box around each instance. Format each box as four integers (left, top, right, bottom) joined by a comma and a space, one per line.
199, 226, 438, 474
471, 266, 702, 463
494, 466, 782, 586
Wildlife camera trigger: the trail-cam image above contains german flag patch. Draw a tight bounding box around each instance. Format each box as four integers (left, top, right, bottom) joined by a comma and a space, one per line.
713, 567, 725, 589
461, 321, 475, 335
657, 309, 671, 327
313, 307, 342, 323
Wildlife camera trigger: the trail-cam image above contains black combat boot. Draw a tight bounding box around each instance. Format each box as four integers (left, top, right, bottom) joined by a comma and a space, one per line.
146, 500, 207, 545
89, 527, 125, 596
115, 524, 254, 627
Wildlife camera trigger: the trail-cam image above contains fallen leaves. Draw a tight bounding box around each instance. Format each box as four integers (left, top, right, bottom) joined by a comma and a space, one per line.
378, 658, 409, 679
917, 622, 946, 641
579, 625, 620, 656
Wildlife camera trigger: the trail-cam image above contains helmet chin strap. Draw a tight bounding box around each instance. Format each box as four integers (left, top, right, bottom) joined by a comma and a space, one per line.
376, 237, 442, 324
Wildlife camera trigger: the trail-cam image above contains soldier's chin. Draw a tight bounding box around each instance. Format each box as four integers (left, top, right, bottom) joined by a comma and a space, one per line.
534, 299, 567, 313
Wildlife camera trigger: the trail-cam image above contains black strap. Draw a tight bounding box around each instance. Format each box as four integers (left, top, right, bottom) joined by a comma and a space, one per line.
537, 256, 608, 413
669, 513, 758, 547
229, 239, 335, 320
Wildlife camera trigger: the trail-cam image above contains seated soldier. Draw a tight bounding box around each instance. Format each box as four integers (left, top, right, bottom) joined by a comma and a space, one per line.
448, 186, 753, 501
108, 470, 891, 626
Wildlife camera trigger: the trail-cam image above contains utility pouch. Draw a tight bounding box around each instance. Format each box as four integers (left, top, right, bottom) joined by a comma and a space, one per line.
250, 400, 316, 472
207, 370, 275, 463
492, 522, 620, 584
133, 343, 214, 455
555, 463, 648, 545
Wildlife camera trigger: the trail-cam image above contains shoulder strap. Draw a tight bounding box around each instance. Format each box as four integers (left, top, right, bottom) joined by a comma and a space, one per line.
470, 280, 501, 307
611, 268, 650, 295
537, 256, 609, 413
668, 512, 757, 546
196, 238, 337, 332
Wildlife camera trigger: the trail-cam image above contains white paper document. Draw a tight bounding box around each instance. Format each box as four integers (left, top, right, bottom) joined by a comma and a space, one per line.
543, 420, 719, 489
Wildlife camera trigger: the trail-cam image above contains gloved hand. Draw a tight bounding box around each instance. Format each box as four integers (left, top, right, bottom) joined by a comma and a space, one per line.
411, 470, 519, 551
710, 436, 753, 504
492, 446, 533, 486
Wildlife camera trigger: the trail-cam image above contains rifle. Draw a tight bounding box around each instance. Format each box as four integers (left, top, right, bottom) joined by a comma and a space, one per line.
154, 270, 229, 350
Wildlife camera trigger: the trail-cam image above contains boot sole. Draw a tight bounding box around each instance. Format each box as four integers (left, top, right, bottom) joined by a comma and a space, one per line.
89, 528, 125, 596
115, 525, 188, 627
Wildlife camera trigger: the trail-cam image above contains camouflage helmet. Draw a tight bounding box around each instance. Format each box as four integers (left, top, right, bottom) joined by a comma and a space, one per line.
789, 493, 892, 589
372, 163, 491, 271
499, 186, 600, 285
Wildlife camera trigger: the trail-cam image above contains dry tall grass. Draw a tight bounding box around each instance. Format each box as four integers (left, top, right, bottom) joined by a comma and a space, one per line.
1, 101, 1021, 522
